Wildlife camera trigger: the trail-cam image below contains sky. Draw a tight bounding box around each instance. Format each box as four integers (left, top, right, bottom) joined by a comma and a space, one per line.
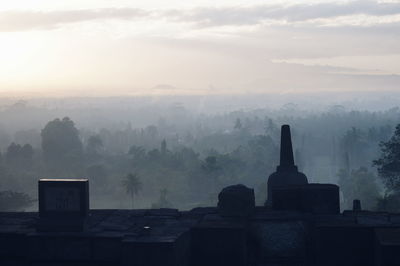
0, 0, 400, 97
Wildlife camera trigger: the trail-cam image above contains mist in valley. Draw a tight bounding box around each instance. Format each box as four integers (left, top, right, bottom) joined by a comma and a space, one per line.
1, 92, 400, 212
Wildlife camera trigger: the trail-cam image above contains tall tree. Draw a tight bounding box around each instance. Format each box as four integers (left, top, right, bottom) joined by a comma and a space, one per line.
86, 135, 103, 156
161, 139, 167, 155
151, 188, 172, 209
234, 118, 242, 130
122, 173, 142, 209
41, 117, 83, 174
373, 124, 400, 192
0, 190, 35, 211
5, 143, 34, 170
5, 142, 21, 168
20, 144, 34, 169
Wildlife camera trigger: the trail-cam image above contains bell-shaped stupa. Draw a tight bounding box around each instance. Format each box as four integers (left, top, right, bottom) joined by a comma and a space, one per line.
266, 125, 308, 205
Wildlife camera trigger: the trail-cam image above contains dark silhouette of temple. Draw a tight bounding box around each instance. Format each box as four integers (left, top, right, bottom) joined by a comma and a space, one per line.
0, 125, 399, 266
267, 124, 308, 205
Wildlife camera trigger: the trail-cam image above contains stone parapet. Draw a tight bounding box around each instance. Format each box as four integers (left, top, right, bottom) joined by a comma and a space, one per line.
0, 208, 400, 265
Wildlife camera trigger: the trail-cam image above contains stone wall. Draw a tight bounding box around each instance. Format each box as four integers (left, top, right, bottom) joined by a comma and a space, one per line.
1, 208, 400, 266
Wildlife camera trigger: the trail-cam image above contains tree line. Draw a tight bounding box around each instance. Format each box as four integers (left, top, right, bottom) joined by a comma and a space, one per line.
0, 108, 400, 211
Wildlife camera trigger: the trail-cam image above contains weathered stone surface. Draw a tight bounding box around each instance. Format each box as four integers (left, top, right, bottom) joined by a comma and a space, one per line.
300, 184, 340, 214
92, 233, 123, 262
27, 233, 92, 261
38, 179, 89, 232
1, 209, 400, 266
191, 220, 247, 266
0, 233, 28, 258
183, 207, 217, 219
217, 184, 255, 217
146, 208, 180, 217
122, 233, 190, 266
375, 228, 400, 266
314, 225, 374, 266
357, 213, 390, 226
30, 263, 101, 266
390, 214, 400, 225
0, 259, 28, 266
314, 214, 356, 226
250, 221, 307, 261
353, 199, 362, 211
272, 184, 340, 214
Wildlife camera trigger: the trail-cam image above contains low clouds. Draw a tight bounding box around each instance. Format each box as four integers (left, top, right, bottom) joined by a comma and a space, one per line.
1, 1, 400, 32
176, 0, 400, 27
1, 0, 399, 93
0, 8, 148, 32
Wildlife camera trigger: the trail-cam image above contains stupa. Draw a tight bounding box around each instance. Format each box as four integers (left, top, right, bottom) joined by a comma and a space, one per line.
266, 124, 308, 205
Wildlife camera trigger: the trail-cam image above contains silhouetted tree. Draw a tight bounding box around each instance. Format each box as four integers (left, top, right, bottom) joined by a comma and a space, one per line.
202, 156, 219, 172
5, 142, 21, 167
161, 139, 167, 155
128, 145, 146, 163
376, 193, 400, 212
86, 164, 108, 186
374, 124, 400, 192
5, 143, 34, 169
338, 167, 380, 210
151, 188, 172, 208
145, 125, 158, 140
341, 127, 367, 168
122, 173, 142, 208
21, 144, 34, 168
234, 118, 242, 130
41, 117, 83, 173
0, 191, 35, 211
86, 135, 103, 156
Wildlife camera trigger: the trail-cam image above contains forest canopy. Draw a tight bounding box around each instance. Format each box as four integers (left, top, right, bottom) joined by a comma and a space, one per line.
0, 99, 399, 211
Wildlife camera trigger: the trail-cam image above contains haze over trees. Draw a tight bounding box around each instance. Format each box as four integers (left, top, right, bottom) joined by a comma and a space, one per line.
122, 173, 142, 209
0, 96, 399, 211
41, 117, 84, 175
373, 125, 400, 211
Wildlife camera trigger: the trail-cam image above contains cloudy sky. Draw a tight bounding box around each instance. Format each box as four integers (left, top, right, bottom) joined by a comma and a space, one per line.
0, 0, 399, 96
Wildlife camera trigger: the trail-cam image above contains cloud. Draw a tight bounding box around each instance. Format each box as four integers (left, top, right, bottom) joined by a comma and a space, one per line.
1, 1, 400, 32
173, 0, 400, 27
0, 8, 149, 32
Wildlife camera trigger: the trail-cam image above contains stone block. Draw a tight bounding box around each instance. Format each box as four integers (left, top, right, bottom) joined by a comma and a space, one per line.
357, 214, 390, 226
218, 184, 255, 217
38, 179, 89, 232
375, 228, 400, 266
146, 208, 180, 217
27, 233, 92, 261
92, 233, 123, 262
313, 225, 374, 266
300, 184, 340, 214
272, 186, 302, 211
121, 232, 190, 266
389, 214, 400, 225
250, 221, 307, 262
272, 184, 340, 214
30, 263, 102, 266
0, 259, 28, 266
0, 233, 28, 258
191, 220, 247, 266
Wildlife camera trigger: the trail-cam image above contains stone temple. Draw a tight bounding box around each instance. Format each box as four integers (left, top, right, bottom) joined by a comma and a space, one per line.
266, 124, 308, 205
1, 125, 400, 266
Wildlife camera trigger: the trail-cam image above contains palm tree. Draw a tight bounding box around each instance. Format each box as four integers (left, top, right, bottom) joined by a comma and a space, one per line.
122, 173, 142, 209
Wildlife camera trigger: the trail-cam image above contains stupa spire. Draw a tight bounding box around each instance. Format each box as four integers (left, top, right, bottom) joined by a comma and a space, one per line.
277, 125, 297, 172
280, 125, 295, 167
266, 124, 308, 205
